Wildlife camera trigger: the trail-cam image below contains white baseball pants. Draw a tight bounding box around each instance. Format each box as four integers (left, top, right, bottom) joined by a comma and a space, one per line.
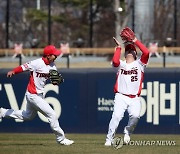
106, 93, 141, 142
2, 91, 65, 142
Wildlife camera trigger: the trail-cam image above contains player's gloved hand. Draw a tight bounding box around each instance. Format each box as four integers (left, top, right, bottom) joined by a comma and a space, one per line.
120, 27, 135, 43
49, 70, 64, 85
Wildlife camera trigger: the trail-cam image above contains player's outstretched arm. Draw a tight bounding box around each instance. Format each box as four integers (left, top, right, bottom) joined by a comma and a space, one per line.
7, 66, 23, 77
112, 37, 121, 67
112, 47, 121, 67
133, 37, 149, 64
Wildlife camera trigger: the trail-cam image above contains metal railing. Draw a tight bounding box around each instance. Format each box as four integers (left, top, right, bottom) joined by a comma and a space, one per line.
0, 47, 180, 68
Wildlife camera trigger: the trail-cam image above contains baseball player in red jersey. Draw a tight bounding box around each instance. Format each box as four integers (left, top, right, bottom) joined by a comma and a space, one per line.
105, 27, 149, 146
0, 45, 74, 145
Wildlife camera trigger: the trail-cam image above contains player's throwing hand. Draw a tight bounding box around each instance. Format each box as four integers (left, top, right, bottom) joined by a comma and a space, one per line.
7, 71, 15, 77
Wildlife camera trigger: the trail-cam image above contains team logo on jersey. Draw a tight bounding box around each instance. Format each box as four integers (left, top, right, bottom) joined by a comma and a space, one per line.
120, 67, 138, 75
36, 72, 49, 79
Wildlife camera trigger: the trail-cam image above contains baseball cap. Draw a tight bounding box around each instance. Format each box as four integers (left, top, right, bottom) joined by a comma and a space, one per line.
43, 45, 61, 56
125, 43, 136, 53
125, 43, 137, 59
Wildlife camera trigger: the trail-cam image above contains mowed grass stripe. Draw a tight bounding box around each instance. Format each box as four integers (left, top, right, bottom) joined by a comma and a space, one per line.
0, 133, 179, 154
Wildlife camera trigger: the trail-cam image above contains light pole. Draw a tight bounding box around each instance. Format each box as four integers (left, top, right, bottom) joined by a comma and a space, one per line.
114, 0, 122, 44
37, 0, 40, 10
174, 0, 177, 46
132, 0, 135, 32
48, 0, 51, 45
89, 0, 93, 47
6, 0, 10, 48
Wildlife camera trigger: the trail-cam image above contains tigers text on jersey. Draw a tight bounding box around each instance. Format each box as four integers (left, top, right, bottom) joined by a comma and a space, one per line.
114, 59, 145, 95
21, 58, 56, 94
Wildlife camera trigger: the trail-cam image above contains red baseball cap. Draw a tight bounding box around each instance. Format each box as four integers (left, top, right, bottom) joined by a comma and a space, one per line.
43, 45, 61, 56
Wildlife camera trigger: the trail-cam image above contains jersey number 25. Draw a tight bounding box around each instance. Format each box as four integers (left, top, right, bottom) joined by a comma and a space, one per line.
131, 76, 138, 82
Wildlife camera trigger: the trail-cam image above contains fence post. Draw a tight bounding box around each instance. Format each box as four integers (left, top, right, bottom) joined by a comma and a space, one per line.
18, 54, 22, 65
162, 46, 166, 68
67, 54, 70, 68
162, 52, 166, 68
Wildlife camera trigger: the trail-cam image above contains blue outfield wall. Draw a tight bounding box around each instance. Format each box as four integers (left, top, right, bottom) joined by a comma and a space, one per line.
0, 68, 180, 134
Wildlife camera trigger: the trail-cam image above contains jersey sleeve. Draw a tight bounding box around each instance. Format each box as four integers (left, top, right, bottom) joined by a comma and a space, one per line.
112, 47, 121, 67
12, 60, 38, 74
137, 59, 146, 72
21, 60, 38, 71
135, 40, 149, 65
12, 66, 23, 74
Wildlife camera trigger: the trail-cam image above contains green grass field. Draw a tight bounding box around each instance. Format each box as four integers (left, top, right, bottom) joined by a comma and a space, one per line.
0, 133, 179, 154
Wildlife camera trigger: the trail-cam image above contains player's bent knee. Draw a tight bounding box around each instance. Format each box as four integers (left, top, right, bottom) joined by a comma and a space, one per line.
22, 111, 36, 121
22, 114, 34, 120
130, 113, 140, 119
132, 115, 140, 118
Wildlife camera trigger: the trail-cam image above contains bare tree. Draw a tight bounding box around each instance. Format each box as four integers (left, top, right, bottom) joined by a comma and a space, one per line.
153, 0, 175, 46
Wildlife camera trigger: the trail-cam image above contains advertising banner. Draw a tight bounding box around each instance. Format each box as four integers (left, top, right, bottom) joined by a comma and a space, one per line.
0, 68, 179, 134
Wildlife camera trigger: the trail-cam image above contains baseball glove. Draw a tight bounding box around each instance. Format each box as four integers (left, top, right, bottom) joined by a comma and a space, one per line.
49, 70, 64, 85
120, 27, 135, 43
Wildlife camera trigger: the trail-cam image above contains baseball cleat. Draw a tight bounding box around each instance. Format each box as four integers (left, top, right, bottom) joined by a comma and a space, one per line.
124, 134, 130, 144
104, 140, 111, 146
0, 108, 7, 119
58, 138, 74, 145
0, 108, 2, 119
0, 108, 5, 119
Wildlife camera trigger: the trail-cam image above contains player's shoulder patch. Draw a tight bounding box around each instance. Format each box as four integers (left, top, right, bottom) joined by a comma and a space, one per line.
23, 63, 29, 69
